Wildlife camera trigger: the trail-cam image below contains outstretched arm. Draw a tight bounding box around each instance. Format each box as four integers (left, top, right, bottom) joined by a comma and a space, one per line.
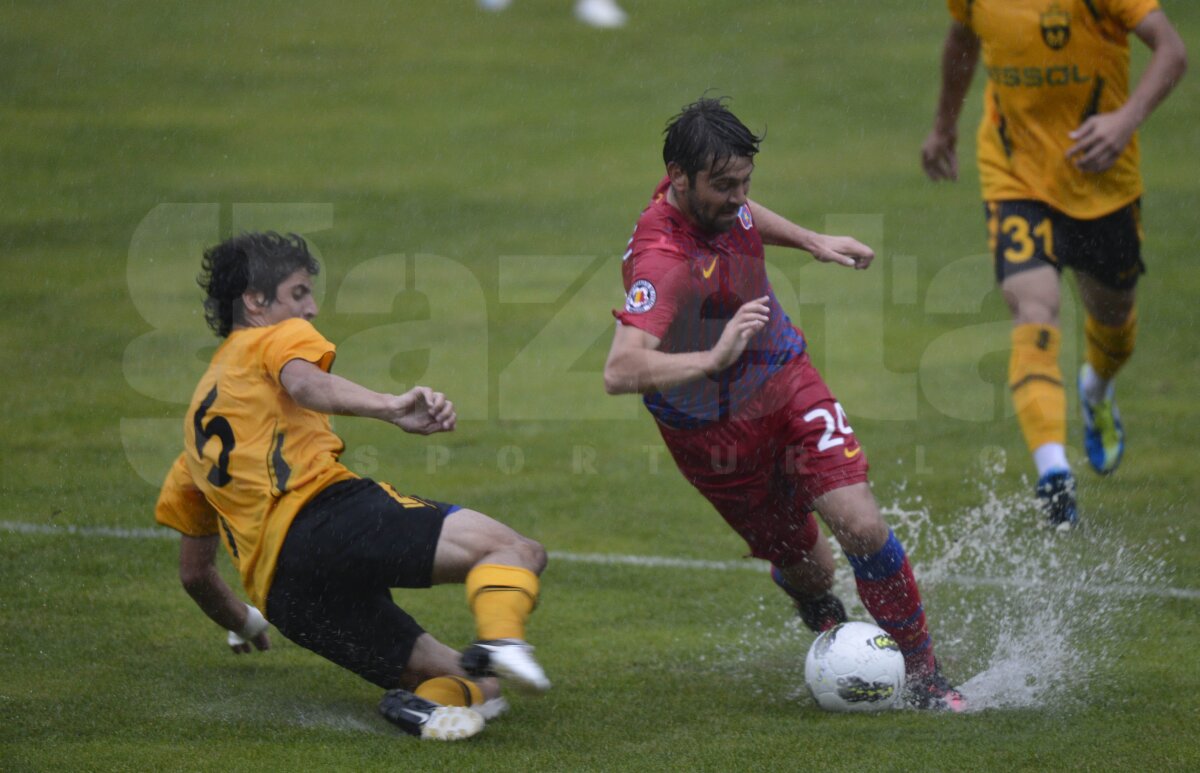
178, 534, 270, 654
603, 296, 770, 395
1067, 10, 1187, 172
748, 201, 874, 270
921, 21, 981, 182
280, 359, 456, 434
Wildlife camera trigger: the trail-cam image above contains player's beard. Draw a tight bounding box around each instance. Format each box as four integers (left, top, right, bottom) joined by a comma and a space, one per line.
686, 188, 739, 234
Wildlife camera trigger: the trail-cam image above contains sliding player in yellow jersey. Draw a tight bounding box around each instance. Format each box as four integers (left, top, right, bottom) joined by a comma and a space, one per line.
155, 232, 549, 740
921, 0, 1186, 528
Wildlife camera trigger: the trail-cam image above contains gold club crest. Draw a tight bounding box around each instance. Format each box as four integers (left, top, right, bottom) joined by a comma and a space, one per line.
1041, 3, 1071, 50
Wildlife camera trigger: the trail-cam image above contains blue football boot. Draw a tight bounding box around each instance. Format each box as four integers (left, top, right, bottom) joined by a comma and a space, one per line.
1036, 469, 1078, 531
1078, 366, 1125, 475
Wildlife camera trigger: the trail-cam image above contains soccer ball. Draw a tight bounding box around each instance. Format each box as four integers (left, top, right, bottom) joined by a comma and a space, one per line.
804, 621, 906, 712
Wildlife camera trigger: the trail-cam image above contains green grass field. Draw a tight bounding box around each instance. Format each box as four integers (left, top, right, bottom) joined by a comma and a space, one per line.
3, 1, 1198, 769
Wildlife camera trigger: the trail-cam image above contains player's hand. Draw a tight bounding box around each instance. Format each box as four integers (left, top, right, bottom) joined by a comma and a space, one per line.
227, 604, 271, 654
1067, 110, 1137, 173
709, 296, 770, 372
808, 234, 875, 270
392, 386, 457, 435
227, 628, 271, 654
921, 127, 959, 182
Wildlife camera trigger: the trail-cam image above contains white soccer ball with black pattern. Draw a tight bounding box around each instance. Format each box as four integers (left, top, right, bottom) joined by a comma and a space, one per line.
804, 621, 906, 712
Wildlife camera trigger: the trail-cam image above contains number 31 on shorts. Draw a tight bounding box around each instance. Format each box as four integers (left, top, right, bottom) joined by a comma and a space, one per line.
803, 402, 854, 452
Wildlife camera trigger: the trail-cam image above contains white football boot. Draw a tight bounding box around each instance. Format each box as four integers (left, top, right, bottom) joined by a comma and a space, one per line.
379, 689, 485, 741
462, 639, 552, 694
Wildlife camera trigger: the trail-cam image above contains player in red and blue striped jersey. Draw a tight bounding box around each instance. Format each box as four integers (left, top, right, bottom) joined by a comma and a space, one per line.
604, 98, 965, 711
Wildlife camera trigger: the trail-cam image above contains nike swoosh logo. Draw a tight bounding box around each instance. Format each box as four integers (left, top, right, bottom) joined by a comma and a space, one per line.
843, 446, 862, 459
702, 258, 718, 279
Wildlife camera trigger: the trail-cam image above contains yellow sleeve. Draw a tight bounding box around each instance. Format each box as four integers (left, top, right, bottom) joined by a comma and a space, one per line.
1100, 0, 1161, 30
946, 0, 970, 26
262, 318, 337, 382
155, 453, 219, 536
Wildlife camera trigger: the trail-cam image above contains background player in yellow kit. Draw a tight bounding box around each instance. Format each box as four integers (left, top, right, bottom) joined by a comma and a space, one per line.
921, 0, 1186, 528
155, 231, 549, 740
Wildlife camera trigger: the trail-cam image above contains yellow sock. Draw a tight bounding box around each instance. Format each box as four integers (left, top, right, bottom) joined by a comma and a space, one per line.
466, 564, 539, 641
414, 676, 483, 707
1009, 324, 1066, 453
1085, 308, 1137, 381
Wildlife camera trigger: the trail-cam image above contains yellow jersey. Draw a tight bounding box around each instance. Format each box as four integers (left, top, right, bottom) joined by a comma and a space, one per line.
948, 0, 1160, 218
155, 318, 357, 611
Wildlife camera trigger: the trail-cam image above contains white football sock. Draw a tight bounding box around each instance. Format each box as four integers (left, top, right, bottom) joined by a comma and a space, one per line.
1033, 443, 1070, 477
1079, 363, 1110, 406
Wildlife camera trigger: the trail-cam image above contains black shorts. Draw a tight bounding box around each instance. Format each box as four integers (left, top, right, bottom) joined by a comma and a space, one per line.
985, 199, 1144, 290
266, 477, 458, 688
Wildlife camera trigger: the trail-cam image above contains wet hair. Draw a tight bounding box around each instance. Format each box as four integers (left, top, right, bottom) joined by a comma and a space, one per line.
662, 97, 763, 181
197, 231, 320, 337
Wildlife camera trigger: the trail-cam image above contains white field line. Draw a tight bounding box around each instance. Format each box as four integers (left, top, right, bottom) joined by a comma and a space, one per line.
4, 519, 1198, 602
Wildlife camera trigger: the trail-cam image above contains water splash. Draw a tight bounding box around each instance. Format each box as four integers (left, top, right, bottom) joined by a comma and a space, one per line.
891, 469, 1168, 712
709, 463, 1171, 713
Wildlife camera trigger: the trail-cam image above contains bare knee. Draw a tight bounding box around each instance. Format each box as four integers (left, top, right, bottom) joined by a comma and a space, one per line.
435, 509, 548, 581
830, 518, 889, 557
1006, 294, 1059, 326
510, 535, 548, 575
481, 523, 547, 574
813, 484, 890, 557
1076, 272, 1135, 326
1002, 268, 1061, 326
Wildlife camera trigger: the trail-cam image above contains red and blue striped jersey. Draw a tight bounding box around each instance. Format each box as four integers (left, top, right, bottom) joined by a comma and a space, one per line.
613, 177, 807, 429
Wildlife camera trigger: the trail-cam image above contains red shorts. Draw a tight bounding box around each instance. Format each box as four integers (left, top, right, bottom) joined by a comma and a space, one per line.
656, 353, 869, 566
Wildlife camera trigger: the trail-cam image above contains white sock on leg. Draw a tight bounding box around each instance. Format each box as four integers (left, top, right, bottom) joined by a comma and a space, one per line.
1033, 442, 1070, 477
1079, 363, 1110, 406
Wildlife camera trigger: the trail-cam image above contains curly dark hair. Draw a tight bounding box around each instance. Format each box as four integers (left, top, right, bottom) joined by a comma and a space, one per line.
197, 232, 320, 337
662, 97, 763, 182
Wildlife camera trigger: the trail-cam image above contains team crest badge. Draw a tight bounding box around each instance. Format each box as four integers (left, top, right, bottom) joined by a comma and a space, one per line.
625, 279, 657, 313
737, 204, 753, 230
1041, 3, 1070, 50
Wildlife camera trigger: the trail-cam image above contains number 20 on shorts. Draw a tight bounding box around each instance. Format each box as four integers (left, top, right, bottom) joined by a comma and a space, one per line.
804, 402, 855, 452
